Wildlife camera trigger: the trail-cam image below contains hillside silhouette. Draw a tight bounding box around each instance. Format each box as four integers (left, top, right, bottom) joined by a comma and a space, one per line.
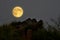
0, 18, 60, 40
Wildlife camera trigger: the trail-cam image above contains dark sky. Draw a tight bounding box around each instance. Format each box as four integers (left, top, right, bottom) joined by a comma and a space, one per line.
0, 0, 60, 25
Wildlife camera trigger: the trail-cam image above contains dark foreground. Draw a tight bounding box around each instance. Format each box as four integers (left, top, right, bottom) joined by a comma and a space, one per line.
0, 18, 60, 40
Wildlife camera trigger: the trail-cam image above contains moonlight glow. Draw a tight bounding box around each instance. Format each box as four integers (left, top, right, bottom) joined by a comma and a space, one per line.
12, 6, 23, 18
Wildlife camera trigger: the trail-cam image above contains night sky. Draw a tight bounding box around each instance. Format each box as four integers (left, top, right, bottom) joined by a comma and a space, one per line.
0, 0, 60, 25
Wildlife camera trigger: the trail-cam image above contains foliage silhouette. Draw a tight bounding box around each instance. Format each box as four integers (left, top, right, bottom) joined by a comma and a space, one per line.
0, 18, 60, 40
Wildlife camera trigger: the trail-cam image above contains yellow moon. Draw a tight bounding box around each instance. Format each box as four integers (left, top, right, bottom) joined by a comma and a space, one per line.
12, 6, 23, 18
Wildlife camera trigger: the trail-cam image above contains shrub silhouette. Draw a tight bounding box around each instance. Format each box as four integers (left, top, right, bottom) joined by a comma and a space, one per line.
0, 18, 60, 40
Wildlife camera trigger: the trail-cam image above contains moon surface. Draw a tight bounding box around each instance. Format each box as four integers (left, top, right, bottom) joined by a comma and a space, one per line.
12, 6, 23, 18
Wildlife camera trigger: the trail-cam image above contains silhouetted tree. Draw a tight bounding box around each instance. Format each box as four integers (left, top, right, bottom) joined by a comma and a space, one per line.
0, 18, 60, 40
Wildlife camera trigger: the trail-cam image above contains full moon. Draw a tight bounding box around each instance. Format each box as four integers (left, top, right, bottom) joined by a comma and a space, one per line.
12, 6, 23, 18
